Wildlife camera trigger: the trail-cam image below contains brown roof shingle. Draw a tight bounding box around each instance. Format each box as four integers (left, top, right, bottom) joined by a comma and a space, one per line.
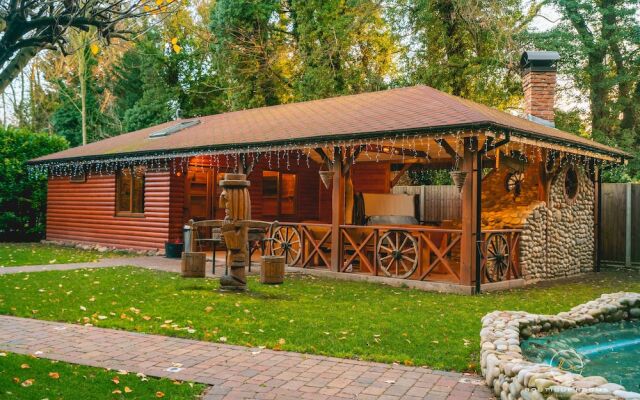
32, 85, 628, 163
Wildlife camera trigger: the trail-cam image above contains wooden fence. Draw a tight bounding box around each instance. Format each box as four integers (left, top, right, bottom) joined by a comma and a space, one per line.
601, 183, 640, 268
392, 185, 461, 223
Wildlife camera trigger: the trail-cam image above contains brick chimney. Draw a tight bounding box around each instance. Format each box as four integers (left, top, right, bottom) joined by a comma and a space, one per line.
520, 51, 560, 127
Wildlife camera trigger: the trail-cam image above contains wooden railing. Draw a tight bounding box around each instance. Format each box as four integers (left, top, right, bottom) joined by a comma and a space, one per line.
268, 222, 332, 269
479, 229, 522, 283
267, 222, 521, 285
339, 225, 462, 282
267, 222, 463, 282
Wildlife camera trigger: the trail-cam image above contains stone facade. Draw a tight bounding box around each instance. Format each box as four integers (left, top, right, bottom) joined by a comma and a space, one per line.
482, 162, 544, 229
480, 160, 595, 282
520, 165, 594, 281
480, 292, 640, 400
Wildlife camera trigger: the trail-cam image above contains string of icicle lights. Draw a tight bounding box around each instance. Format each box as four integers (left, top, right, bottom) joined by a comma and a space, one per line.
27, 129, 621, 179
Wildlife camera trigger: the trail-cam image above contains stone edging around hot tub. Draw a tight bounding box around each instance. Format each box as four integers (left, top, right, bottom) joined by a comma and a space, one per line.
480, 292, 640, 400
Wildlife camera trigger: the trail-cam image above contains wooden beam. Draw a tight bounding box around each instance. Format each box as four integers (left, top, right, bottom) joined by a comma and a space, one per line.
435, 138, 460, 159
330, 149, 345, 272
313, 148, 332, 167
343, 144, 366, 175
390, 164, 412, 187
366, 144, 430, 160
460, 138, 478, 287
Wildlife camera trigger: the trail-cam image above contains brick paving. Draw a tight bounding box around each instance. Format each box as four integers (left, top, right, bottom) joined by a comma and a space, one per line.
0, 316, 493, 399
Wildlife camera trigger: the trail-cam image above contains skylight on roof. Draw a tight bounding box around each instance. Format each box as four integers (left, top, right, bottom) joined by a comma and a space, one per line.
148, 119, 201, 138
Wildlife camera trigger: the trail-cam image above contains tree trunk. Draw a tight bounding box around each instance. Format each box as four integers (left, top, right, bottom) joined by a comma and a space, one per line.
0, 47, 38, 94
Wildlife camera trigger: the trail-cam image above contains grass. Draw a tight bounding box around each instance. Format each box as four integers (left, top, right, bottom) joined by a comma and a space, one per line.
0, 267, 638, 373
0, 243, 127, 267
0, 351, 205, 399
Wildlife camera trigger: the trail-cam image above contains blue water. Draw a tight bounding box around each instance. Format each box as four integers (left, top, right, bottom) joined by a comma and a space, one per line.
521, 320, 640, 392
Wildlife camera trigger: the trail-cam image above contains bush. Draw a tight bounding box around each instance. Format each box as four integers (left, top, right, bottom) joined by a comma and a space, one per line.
0, 128, 68, 241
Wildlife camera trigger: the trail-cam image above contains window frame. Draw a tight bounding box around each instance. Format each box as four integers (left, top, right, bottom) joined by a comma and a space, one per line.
261, 170, 298, 218
115, 167, 146, 217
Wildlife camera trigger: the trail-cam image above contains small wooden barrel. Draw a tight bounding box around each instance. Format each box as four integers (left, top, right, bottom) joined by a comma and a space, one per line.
260, 256, 285, 284
181, 252, 206, 278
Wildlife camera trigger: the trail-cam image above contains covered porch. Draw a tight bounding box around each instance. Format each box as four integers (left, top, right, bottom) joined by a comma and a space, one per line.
180, 129, 614, 293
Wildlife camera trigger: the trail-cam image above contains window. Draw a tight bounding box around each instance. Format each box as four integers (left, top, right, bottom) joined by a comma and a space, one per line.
262, 171, 297, 217
116, 167, 145, 215
148, 119, 200, 138
69, 170, 86, 183
564, 166, 579, 201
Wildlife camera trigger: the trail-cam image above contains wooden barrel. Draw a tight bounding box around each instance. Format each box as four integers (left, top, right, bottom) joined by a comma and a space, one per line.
181, 252, 206, 278
260, 256, 285, 284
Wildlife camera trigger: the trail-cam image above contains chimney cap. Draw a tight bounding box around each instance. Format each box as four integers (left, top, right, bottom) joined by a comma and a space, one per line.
520, 51, 560, 72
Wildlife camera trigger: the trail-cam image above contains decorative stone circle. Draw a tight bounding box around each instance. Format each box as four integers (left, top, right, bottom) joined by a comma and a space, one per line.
480, 292, 640, 400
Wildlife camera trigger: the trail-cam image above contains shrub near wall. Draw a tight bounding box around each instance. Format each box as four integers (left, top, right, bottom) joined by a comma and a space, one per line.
0, 128, 68, 241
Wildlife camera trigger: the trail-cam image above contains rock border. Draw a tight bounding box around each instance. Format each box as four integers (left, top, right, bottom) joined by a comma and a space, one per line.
41, 240, 162, 256
480, 292, 640, 400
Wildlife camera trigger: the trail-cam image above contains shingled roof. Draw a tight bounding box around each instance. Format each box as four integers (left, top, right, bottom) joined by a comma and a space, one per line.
31, 85, 628, 163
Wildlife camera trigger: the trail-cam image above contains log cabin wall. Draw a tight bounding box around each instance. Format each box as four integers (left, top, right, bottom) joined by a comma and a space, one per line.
246, 156, 322, 222
46, 168, 174, 251
318, 161, 391, 222
46, 154, 388, 251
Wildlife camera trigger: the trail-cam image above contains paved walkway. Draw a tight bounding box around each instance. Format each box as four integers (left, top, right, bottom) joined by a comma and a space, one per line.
0, 316, 492, 400
0, 255, 235, 277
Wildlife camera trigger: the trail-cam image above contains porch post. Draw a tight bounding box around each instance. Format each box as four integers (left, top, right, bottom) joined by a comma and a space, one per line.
330, 149, 345, 272
460, 138, 479, 289
594, 164, 601, 272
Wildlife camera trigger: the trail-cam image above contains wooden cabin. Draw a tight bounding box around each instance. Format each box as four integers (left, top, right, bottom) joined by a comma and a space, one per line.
30, 53, 629, 292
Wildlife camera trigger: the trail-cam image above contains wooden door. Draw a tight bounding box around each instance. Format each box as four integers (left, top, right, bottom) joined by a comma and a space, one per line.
185, 168, 213, 221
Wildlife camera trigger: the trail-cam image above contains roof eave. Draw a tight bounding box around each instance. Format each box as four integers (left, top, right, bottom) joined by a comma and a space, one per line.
27, 121, 629, 166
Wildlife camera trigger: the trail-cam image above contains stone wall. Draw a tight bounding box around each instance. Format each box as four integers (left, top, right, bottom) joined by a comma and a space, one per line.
520, 165, 594, 281
482, 162, 544, 229
480, 292, 640, 400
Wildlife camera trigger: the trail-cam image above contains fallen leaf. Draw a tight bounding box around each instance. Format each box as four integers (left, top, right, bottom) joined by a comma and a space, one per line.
112, 389, 122, 394
156, 391, 165, 398
219, 336, 227, 343
20, 363, 30, 369
48, 372, 60, 379
278, 338, 286, 345
112, 376, 120, 385
21, 379, 34, 387
124, 386, 132, 393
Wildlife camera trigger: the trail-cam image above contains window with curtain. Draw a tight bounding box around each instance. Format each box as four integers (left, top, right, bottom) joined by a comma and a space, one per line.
116, 167, 145, 215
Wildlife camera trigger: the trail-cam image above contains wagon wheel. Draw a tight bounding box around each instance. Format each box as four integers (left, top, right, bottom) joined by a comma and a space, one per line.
377, 230, 419, 279
269, 226, 301, 265
484, 233, 510, 282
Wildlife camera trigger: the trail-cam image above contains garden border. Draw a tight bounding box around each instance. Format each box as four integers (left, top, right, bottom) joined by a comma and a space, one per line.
480, 292, 640, 400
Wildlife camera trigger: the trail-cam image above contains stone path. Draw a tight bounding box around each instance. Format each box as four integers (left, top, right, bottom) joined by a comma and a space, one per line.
0, 316, 493, 400
0, 255, 232, 277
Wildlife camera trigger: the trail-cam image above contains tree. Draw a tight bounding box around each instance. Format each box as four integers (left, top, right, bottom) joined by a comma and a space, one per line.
290, 0, 398, 100
0, 0, 179, 93
0, 127, 68, 240
210, 0, 292, 110
529, 0, 640, 179
389, 0, 543, 109
209, 0, 399, 109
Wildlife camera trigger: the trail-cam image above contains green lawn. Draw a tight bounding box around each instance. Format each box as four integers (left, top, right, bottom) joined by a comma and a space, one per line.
0, 351, 205, 399
0, 267, 638, 372
0, 243, 126, 267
